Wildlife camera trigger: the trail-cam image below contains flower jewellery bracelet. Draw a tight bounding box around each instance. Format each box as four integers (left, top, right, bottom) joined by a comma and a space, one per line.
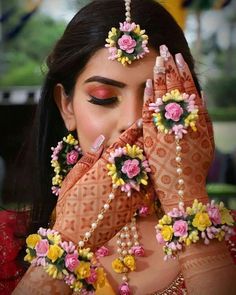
25, 143, 151, 294
149, 89, 235, 260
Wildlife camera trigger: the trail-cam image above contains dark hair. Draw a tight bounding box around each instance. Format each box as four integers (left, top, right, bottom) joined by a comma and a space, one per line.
29, 0, 200, 232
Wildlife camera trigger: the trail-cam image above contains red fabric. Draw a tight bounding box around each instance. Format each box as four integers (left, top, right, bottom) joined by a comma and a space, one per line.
0, 209, 29, 295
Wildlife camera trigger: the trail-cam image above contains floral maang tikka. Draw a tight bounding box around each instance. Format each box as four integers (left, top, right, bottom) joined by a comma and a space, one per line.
105, 0, 149, 66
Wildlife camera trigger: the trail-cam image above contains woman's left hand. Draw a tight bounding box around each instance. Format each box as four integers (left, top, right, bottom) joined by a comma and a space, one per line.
142, 44, 215, 212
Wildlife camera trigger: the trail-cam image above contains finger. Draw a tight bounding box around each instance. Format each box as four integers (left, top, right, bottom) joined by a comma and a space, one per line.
143, 79, 154, 124
153, 56, 167, 99
160, 44, 184, 93
175, 53, 215, 150
60, 135, 105, 198
175, 52, 203, 107
104, 119, 143, 158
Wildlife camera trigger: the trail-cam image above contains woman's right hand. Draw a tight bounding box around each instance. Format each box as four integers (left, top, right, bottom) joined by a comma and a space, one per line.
52, 121, 148, 249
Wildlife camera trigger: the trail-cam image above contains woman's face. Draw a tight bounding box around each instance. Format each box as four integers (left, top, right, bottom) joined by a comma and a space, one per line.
64, 47, 157, 152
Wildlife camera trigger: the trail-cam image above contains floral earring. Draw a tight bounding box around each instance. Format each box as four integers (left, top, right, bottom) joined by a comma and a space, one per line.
50, 133, 82, 196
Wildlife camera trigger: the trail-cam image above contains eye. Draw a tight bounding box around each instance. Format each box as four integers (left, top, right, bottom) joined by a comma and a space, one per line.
88, 95, 119, 106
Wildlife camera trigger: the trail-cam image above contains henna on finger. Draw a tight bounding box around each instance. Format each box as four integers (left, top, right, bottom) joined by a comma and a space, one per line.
159, 45, 184, 94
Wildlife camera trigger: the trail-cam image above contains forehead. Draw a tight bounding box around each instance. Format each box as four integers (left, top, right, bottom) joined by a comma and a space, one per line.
78, 47, 158, 85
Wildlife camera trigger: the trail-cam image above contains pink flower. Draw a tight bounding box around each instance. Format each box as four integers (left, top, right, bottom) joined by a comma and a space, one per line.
95, 246, 109, 258
86, 268, 97, 284
65, 253, 80, 272
35, 239, 49, 257
172, 124, 187, 139
108, 47, 118, 60
138, 206, 149, 217
165, 102, 183, 122
51, 186, 60, 196
173, 220, 188, 237
131, 245, 145, 257
119, 21, 136, 32
66, 150, 79, 165
118, 35, 136, 54
121, 159, 140, 179
207, 207, 221, 225
156, 232, 164, 244
119, 282, 131, 295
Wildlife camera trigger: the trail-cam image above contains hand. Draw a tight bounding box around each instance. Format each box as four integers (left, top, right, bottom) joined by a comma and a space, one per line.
142, 45, 214, 212
52, 122, 148, 249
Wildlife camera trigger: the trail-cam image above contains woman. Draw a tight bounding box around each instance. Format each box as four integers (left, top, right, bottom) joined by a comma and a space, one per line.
11, 0, 236, 294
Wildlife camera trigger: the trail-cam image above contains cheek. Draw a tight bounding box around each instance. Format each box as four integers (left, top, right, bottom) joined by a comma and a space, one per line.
74, 105, 116, 152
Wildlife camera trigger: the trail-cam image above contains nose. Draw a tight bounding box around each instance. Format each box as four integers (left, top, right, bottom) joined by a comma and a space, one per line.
118, 93, 142, 134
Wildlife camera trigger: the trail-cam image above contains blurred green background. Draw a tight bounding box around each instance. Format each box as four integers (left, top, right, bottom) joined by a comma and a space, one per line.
0, 0, 236, 208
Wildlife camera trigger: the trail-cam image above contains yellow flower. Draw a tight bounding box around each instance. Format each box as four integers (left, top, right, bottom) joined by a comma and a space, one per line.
134, 24, 140, 34
45, 264, 63, 279
79, 248, 93, 259
26, 234, 41, 249
24, 248, 35, 262
140, 177, 148, 186
160, 215, 172, 225
47, 233, 61, 245
220, 208, 234, 226
52, 174, 63, 186
123, 255, 136, 271
75, 261, 91, 279
112, 258, 125, 273
216, 230, 225, 241
71, 280, 83, 292
189, 230, 199, 243
64, 134, 78, 145
125, 144, 143, 160
163, 89, 183, 102
47, 244, 64, 262
161, 225, 174, 241
94, 267, 106, 288
192, 212, 212, 231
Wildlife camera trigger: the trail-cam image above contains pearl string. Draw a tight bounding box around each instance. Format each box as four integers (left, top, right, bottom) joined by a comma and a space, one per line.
175, 135, 185, 206
125, 0, 131, 23
116, 216, 140, 284
78, 190, 115, 248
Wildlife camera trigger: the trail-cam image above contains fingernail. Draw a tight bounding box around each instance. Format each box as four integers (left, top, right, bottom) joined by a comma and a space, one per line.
91, 134, 105, 152
146, 79, 153, 89
136, 118, 143, 129
160, 44, 170, 60
175, 53, 185, 68
154, 56, 165, 74
145, 79, 153, 96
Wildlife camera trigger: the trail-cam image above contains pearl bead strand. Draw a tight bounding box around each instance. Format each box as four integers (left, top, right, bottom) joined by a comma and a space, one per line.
175, 135, 185, 204
125, 0, 131, 22
78, 191, 115, 248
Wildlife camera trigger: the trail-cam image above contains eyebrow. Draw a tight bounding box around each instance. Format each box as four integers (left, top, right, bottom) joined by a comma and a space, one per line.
84, 76, 126, 88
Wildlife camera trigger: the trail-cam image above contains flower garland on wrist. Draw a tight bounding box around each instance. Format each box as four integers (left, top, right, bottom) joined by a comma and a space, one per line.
155, 200, 235, 260
51, 133, 82, 196
24, 228, 106, 293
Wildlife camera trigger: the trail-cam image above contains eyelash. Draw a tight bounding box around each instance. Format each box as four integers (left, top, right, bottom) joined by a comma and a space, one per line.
88, 95, 119, 106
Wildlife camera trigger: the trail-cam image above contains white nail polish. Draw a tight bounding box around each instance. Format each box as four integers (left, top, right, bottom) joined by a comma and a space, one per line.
160, 44, 170, 61
136, 118, 143, 129
90, 134, 105, 152
154, 56, 165, 74
146, 79, 153, 89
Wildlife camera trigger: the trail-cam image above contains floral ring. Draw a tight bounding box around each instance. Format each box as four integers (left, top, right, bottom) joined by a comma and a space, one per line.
149, 89, 199, 139
107, 144, 151, 196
